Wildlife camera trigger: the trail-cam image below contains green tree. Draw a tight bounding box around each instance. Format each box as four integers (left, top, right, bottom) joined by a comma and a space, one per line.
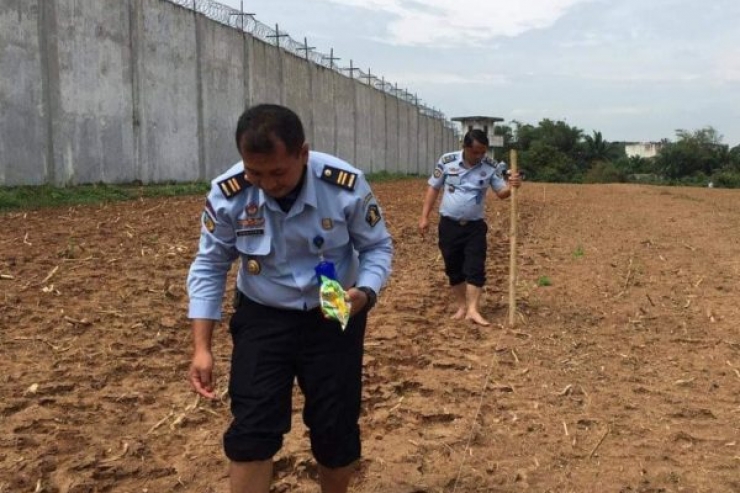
494, 124, 515, 159
513, 119, 584, 182
656, 126, 728, 180
613, 155, 656, 175
537, 119, 583, 156
727, 145, 740, 171
583, 131, 609, 163
583, 161, 626, 183
512, 121, 538, 151
521, 141, 576, 182
583, 131, 625, 164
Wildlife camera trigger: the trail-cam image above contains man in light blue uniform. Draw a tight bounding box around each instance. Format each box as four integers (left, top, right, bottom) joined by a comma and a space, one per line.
188, 147, 389, 321
419, 129, 521, 326
187, 104, 392, 493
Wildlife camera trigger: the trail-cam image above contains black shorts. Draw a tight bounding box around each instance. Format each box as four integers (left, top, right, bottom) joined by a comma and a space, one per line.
438, 216, 488, 287
224, 295, 367, 468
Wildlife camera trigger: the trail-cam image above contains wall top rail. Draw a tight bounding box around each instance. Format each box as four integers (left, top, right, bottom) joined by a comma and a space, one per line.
167, 0, 455, 126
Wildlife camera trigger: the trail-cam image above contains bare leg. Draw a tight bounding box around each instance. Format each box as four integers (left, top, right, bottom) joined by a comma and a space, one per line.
318, 462, 357, 493
450, 283, 466, 319
230, 460, 272, 493
465, 284, 490, 326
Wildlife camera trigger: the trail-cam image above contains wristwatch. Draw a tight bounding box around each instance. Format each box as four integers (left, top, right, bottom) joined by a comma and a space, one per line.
357, 286, 377, 310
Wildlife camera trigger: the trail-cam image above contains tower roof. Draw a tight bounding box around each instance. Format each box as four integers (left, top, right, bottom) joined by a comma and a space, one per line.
450, 116, 505, 123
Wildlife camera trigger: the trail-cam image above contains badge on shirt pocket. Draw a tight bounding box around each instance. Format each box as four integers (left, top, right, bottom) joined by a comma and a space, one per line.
308, 218, 349, 255
236, 213, 266, 237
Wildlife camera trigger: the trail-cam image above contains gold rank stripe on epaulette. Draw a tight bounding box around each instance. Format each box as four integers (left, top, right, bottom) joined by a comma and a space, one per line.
217, 172, 250, 198
320, 165, 358, 191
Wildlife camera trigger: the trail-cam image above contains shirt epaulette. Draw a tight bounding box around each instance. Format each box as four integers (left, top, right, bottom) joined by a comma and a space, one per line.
217, 172, 250, 198
442, 154, 458, 164
320, 165, 358, 191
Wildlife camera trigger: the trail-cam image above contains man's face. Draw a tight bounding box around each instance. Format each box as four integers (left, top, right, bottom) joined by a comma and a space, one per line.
462, 140, 488, 166
241, 138, 308, 198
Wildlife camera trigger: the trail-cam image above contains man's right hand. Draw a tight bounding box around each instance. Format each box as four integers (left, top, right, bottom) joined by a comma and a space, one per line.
189, 350, 216, 399
418, 217, 429, 236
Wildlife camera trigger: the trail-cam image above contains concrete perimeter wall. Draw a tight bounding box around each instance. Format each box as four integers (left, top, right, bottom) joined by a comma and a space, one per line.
0, 0, 456, 186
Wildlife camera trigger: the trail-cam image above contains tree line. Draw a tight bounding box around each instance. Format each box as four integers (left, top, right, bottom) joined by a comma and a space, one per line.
494, 120, 740, 188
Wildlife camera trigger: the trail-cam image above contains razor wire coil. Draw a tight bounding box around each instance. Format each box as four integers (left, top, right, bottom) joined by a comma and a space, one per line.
167, 0, 455, 126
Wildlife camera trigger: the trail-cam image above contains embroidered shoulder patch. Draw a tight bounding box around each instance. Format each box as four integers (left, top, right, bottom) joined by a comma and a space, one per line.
366, 204, 381, 227
201, 211, 216, 233
217, 172, 250, 199
320, 165, 358, 191
442, 154, 457, 164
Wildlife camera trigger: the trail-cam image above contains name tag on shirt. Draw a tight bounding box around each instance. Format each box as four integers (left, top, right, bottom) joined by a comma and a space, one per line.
237, 229, 265, 236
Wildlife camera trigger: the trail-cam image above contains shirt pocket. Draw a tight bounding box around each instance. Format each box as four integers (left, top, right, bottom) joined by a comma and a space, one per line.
307, 217, 350, 259
235, 233, 272, 257
446, 174, 461, 186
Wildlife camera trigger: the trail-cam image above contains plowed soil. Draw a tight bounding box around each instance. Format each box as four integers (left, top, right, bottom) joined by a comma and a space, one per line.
1, 181, 739, 493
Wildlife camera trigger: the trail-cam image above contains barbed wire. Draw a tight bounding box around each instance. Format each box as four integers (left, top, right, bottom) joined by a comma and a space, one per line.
167, 0, 457, 129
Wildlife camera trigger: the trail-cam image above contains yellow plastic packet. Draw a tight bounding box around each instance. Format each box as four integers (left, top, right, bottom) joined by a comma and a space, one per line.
319, 275, 351, 330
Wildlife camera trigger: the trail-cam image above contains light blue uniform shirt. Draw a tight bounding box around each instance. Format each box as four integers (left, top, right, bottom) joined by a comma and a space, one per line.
428, 151, 507, 221
188, 151, 393, 320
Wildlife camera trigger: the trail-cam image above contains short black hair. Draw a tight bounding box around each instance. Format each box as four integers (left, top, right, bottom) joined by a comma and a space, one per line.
463, 129, 489, 148
235, 104, 306, 155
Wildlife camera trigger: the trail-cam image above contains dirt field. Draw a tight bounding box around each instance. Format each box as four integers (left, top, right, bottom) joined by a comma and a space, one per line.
1, 180, 739, 493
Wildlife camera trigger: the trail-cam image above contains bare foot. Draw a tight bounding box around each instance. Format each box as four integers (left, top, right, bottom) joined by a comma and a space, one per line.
451, 308, 466, 320
465, 311, 490, 326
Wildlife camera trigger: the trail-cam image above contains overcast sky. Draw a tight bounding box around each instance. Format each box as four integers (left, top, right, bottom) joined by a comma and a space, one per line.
219, 0, 740, 147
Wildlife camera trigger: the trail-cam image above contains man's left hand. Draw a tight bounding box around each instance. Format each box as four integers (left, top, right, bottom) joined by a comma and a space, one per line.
346, 287, 368, 316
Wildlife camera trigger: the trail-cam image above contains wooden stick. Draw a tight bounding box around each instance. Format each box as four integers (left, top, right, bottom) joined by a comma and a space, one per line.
589, 426, 610, 458
508, 150, 518, 327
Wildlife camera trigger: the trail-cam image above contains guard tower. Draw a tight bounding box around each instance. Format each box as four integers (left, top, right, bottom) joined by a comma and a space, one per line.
451, 116, 505, 159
